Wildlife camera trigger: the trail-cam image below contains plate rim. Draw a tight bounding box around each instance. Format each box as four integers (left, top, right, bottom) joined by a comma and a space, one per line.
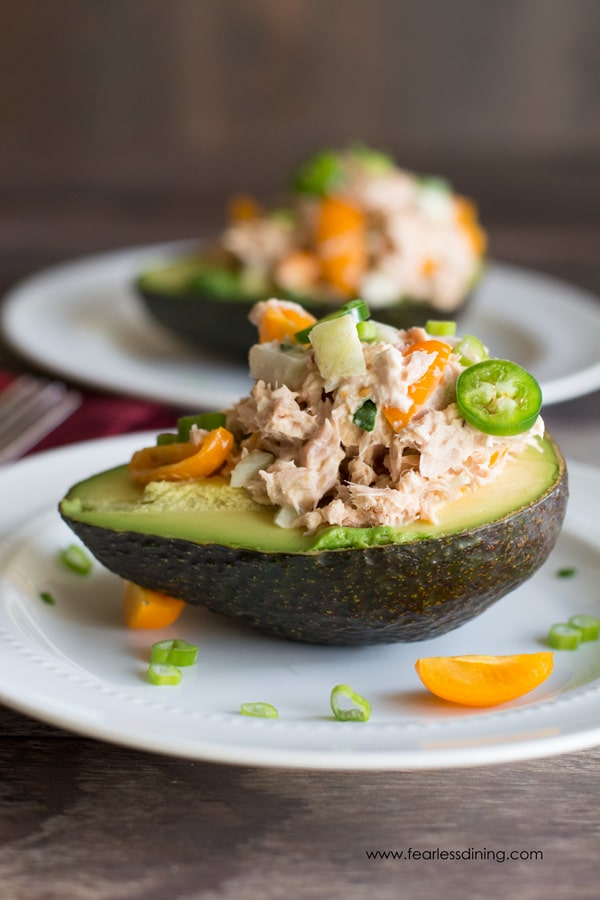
2, 242, 600, 407
0, 432, 600, 769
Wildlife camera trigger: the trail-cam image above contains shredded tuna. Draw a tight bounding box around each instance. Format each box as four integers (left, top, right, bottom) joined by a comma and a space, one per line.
216, 150, 485, 312
229, 382, 318, 451
226, 303, 545, 533
259, 430, 344, 514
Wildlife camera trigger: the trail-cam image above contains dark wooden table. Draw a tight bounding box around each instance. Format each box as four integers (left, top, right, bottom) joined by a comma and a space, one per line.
1, 189, 600, 900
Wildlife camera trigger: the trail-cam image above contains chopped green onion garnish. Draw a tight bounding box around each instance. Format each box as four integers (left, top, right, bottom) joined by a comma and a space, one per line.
150, 639, 199, 667
39, 591, 55, 605
156, 432, 179, 446
349, 143, 395, 174
58, 544, 92, 576
291, 149, 345, 196
426, 320, 456, 336
268, 208, 295, 226
546, 624, 582, 650
339, 299, 370, 320
557, 567, 576, 578
294, 325, 315, 344
177, 412, 227, 440
568, 615, 600, 642
352, 399, 377, 432
240, 702, 279, 718
418, 175, 452, 193
455, 334, 488, 366
330, 684, 371, 722
356, 320, 378, 342
147, 663, 182, 686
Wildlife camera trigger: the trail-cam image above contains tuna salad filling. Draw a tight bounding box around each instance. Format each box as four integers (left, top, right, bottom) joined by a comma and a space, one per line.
221, 298, 544, 534
221, 146, 486, 312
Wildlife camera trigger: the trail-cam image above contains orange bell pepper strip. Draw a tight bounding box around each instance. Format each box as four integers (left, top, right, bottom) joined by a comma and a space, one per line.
420, 256, 439, 278
455, 196, 487, 256
123, 582, 185, 629
227, 193, 261, 222
415, 652, 554, 707
383, 340, 452, 432
258, 301, 317, 344
128, 427, 234, 485
315, 195, 367, 296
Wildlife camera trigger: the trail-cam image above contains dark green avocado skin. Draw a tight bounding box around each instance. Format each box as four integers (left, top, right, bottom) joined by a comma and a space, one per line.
136, 282, 479, 360
139, 284, 260, 358
61, 463, 567, 646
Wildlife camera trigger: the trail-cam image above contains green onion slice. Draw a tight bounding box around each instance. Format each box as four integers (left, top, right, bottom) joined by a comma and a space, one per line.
147, 663, 182, 686
330, 684, 372, 722
150, 639, 199, 667
39, 591, 55, 605
240, 702, 279, 719
353, 399, 377, 432
418, 175, 452, 193
291, 149, 346, 196
425, 320, 457, 337
568, 615, 600, 642
455, 334, 488, 366
177, 412, 227, 441
356, 320, 378, 342
546, 624, 582, 650
58, 544, 93, 576
349, 143, 395, 174
557, 567, 576, 578
156, 432, 179, 446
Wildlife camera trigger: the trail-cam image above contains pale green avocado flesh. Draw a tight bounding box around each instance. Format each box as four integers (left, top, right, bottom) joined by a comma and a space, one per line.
61, 438, 560, 553
59, 435, 567, 644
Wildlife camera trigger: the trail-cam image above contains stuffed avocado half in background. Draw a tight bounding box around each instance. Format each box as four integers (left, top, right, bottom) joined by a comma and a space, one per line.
136, 144, 487, 358
60, 298, 567, 646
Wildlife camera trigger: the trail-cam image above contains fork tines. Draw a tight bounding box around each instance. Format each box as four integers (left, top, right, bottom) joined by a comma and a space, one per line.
0, 375, 82, 465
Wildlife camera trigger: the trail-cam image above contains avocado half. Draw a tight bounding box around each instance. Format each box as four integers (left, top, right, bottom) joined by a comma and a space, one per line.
59, 436, 567, 646
135, 256, 481, 360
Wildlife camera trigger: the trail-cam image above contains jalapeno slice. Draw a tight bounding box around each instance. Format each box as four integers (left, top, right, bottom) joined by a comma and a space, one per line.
456, 359, 542, 436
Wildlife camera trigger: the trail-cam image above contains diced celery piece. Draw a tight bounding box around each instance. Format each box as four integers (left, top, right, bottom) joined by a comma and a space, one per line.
309, 314, 366, 389
248, 343, 310, 390
370, 320, 400, 344
230, 450, 275, 488
295, 299, 370, 344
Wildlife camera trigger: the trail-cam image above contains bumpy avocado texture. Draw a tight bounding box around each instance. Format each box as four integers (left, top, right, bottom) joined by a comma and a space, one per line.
59, 436, 567, 646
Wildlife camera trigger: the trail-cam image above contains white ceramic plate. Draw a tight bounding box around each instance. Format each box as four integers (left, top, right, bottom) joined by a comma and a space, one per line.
2, 243, 600, 407
0, 432, 599, 769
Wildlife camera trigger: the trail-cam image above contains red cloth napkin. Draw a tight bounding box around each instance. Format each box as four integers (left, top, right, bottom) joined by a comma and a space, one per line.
0, 370, 180, 456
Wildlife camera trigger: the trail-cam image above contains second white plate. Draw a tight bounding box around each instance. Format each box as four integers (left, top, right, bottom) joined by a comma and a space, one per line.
2, 243, 600, 407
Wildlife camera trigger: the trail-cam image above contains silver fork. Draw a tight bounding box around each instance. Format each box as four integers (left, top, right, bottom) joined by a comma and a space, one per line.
0, 374, 82, 465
